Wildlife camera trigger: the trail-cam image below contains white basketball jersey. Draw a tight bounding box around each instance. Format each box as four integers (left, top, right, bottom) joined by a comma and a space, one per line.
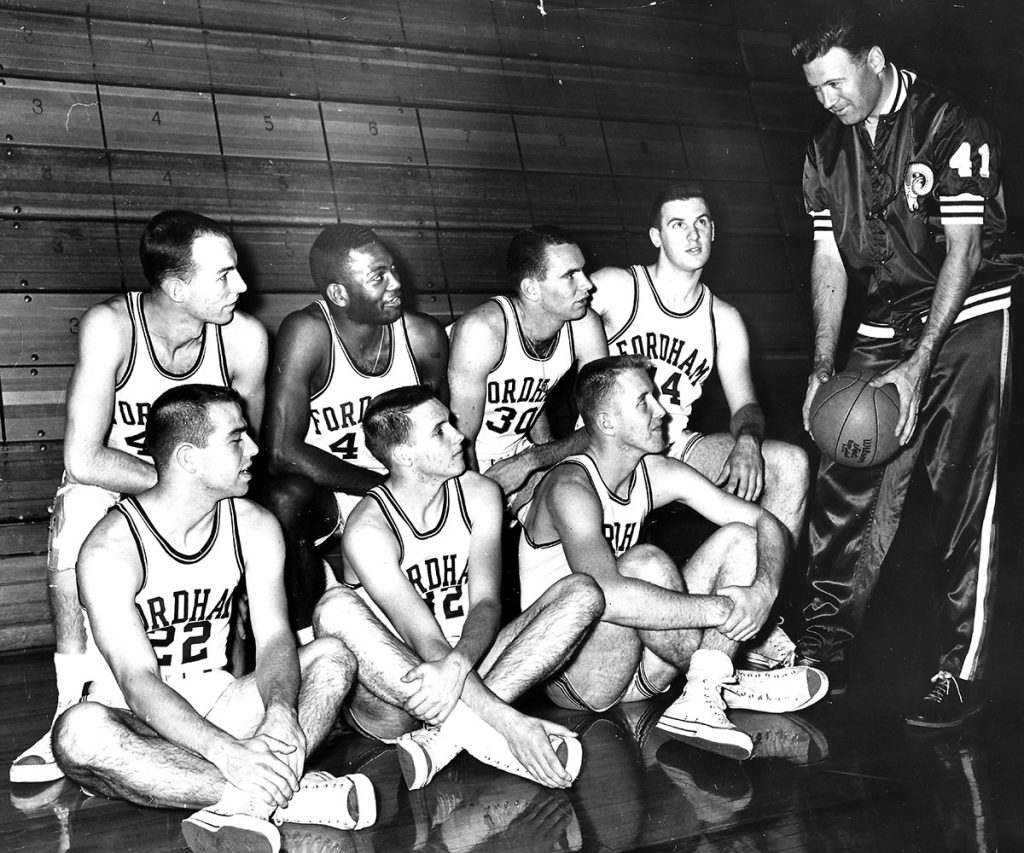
94, 496, 242, 683
354, 476, 473, 645
519, 453, 653, 608
108, 291, 231, 458
607, 267, 716, 446
305, 300, 421, 471
475, 296, 576, 468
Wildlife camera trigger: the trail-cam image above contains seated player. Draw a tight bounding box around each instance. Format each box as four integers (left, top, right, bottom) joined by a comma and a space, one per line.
314, 385, 604, 789
589, 185, 808, 551
11, 209, 267, 785
52, 385, 374, 853
519, 356, 827, 760
260, 224, 448, 640
447, 225, 608, 501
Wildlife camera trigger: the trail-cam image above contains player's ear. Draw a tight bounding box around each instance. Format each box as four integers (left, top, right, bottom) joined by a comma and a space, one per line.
710, 220, 715, 242
326, 282, 349, 307
391, 442, 414, 469
596, 408, 616, 436
519, 277, 540, 304
649, 226, 662, 249
175, 442, 198, 474
866, 45, 886, 76
160, 276, 189, 305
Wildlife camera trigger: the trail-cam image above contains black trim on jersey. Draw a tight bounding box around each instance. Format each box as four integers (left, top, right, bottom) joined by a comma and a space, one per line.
227, 498, 245, 577
123, 495, 222, 565
115, 500, 150, 592
138, 292, 211, 381
309, 301, 336, 401
641, 267, 707, 320
213, 324, 231, 387
453, 477, 473, 532
365, 490, 406, 566
708, 291, 718, 362
505, 295, 565, 364
573, 454, 638, 507
376, 480, 452, 540
608, 267, 642, 344
114, 293, 139, 391
488, 297, 511, 373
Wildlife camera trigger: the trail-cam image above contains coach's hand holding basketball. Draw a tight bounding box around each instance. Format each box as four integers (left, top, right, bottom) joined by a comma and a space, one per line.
808, 370, 901, 468
871, 356, 930, 446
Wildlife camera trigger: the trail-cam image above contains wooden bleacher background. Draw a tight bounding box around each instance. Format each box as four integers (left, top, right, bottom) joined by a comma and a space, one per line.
1, 0, 1021, 651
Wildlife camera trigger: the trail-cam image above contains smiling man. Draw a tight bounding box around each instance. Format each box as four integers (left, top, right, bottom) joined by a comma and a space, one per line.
10, 210, 268, 786
590, 185, 808, 554
792, 7, 1018, 722
260, 224, 448, 641
447, 225, 608, 502
314, 385, 601, 790
51, 384, 373, 853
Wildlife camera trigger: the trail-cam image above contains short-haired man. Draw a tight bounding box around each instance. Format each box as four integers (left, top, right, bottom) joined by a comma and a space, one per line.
53, 385, 374, 853
261, 224, 448, 640
519, 356, 827, 760
315, 385, 603, 788
793, 7, 1017, 722
11, 210, 268, 785
447, 225, 608, 501
589, 185, 809, 551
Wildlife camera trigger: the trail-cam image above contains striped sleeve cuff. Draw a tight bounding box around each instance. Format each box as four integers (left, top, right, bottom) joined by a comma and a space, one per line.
811, 209, 833, 240
939, 193, 985, 226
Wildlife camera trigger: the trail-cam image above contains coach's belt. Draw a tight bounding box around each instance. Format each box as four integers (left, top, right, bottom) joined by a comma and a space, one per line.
857, 286, 1012, 339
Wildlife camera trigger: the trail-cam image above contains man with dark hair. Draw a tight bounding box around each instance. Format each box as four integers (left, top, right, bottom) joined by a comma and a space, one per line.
52, 384, 374, 853
519, 355, 826, 760
447, 225, 608, 501
10, 210, 267, 785
315, 385, 603, 790
792, 5, 1017, 724
590, 185, 809, 557
260, 224, 448, 642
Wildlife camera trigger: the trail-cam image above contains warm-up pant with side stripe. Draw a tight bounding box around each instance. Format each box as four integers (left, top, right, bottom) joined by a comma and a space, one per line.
801, 309, 1011, 681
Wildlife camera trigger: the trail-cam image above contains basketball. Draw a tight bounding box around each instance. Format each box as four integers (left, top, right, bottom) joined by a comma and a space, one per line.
808, 370, 901, 468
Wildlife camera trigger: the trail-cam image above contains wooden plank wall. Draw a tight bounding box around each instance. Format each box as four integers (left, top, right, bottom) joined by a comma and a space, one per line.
0, 0, 1020, 651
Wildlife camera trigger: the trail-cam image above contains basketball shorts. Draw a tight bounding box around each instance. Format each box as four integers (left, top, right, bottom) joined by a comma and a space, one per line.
666, 429, 705, 464
88, 668, 235, 719
546, 660, 668, 713
47, 479, 120, 572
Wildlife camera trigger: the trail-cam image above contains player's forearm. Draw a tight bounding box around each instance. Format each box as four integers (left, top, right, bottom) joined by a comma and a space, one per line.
809, 252, 848, 371
450, 601, 501, 670
123, 671, 236, 762
64, 446, 157, 495
600, 576, 731, 629
729, 403, 766, 444
253, 635, 302, 712
911, 240, 979, 372
267, 442, 385, 494
520, 428, 588, 472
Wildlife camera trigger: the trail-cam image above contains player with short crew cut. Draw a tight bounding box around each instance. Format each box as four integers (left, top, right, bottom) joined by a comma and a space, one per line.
447, 225, 608, 503
10, 210, 268, 786
315, 385, 603, 790
519, 355, 827, 760
589, 185, 808, 553
52, 384, 373, 853
260, 224, 448, 642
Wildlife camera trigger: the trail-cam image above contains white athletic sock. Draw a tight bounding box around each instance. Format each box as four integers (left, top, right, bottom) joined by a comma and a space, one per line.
212, 782, 273, 820
53, 652, 89, 709
438, 701, 504, 753
686, 649, 734, 683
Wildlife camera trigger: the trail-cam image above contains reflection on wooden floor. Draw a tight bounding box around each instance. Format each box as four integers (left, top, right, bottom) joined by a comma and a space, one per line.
4, 645, 1024, 852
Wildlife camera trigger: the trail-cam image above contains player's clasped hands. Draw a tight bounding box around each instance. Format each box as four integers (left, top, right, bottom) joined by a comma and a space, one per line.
213, 733, 302, 811
402, 655, 469, 725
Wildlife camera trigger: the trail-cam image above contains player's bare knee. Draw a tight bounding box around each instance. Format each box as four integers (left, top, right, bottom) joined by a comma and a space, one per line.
52, 702, 113, 775
550, 573, 605, 621
764, 441, 810, 493
619, 543, 680, 589
301, 635, 357, 689
312, 584, 362, 637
